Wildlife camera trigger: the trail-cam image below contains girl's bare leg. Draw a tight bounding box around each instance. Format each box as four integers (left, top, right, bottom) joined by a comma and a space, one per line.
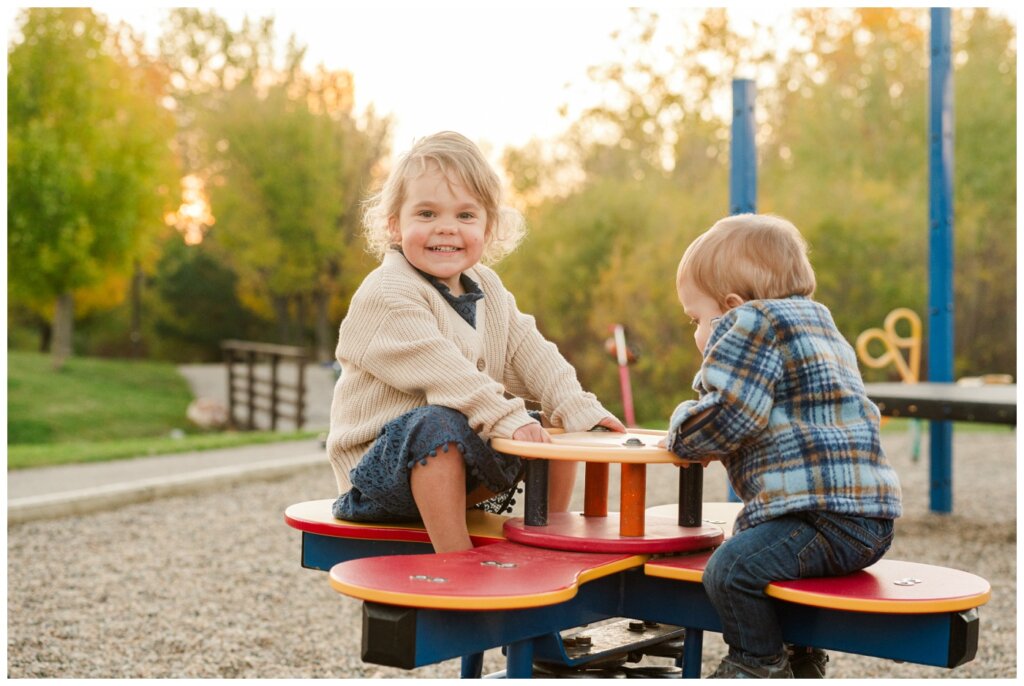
536, 413, 579, 513
547, 460, 579, 512
409, 444, 472, 552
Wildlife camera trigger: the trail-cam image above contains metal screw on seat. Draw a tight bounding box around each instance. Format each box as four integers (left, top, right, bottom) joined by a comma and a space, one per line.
894, 577, 923, 586
623, 438, 643, 447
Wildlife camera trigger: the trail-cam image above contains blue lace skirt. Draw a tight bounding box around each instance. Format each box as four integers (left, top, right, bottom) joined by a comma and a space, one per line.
332, 405, 529, 522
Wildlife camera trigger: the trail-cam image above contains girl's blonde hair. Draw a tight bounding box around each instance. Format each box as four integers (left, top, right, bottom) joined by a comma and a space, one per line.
677, 213, 816, 305
361, 131, 526, 264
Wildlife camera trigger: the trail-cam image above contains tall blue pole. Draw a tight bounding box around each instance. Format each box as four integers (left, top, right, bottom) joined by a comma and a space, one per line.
928, 8, 954, 513
724, 78, 757, 503
730, 79, 758, 215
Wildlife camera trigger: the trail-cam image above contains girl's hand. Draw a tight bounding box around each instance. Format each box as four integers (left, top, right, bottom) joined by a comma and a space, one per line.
595, 416, 627, 433
512, 422, 551, 443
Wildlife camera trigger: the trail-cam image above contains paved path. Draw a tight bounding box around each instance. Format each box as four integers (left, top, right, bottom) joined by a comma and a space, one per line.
7, 439, 328, 523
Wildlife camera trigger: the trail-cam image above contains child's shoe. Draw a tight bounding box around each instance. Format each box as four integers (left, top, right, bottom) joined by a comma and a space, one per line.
787, 646, 829, 678
707, 653, 793, 678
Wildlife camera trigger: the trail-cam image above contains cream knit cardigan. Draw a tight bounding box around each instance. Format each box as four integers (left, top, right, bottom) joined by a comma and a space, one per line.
326, 250, 613, 493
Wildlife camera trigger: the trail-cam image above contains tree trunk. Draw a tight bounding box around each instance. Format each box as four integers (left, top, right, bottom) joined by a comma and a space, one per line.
272, 294, 291, 344
51, 291, 74, 370
38, 318, 52, 353
313, 290, 332, 362
130, 259, 143, 358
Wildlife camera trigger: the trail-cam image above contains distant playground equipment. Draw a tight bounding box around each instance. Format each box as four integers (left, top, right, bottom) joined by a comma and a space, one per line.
604, 324, 638, 427
857, 308, 925, 460
857, 308, 923, 386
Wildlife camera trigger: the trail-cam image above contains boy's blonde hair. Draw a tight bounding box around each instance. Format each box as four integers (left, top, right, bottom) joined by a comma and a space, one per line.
361, 131, 526, 264
677, 213, 816, 305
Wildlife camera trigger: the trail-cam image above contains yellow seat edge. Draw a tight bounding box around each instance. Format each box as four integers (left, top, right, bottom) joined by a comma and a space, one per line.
765, 584, 992, 614
643, 563, 704, 583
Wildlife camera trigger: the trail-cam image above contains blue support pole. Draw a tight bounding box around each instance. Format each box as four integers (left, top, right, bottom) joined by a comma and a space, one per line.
928, 8, 955, 513
505, 639, 535, 678
460, 652, 483, 678
730, 79, 758, 215
725, 78, 758, 503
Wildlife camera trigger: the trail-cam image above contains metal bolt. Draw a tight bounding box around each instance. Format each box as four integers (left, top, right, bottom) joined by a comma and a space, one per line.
893, 577, 923, 586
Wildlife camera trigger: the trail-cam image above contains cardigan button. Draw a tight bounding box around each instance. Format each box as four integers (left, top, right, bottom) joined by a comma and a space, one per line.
476, 358, 486, 371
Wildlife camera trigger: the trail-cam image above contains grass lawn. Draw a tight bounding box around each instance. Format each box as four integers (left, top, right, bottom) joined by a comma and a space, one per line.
7, 351, 317, 469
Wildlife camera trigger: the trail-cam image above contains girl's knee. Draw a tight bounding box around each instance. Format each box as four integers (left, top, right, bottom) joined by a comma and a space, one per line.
412, 405, 471, 430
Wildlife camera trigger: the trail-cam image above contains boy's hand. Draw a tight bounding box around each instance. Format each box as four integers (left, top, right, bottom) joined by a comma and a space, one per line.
677, 456, 717, 469
658, 434, 715, 468
594, 416, 627, 433
512, 422, 551, 443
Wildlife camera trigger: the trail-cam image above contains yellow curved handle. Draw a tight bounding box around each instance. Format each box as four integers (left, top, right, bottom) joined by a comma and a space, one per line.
855, 308, 922, 383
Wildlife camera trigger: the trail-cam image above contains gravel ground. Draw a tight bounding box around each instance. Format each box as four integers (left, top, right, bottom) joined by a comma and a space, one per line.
7, 427, 1015, 678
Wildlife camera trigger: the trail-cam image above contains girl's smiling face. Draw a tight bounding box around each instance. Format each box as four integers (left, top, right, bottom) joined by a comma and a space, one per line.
388, 165, 487, 295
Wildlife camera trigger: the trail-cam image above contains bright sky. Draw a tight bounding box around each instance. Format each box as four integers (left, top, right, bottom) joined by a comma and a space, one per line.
9, 3, 793, 161
9, 4, 1013, 163
83, 3, 640, 158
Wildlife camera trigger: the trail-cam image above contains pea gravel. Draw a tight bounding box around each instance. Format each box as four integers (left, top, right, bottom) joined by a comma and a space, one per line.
7, 427, 1015, 678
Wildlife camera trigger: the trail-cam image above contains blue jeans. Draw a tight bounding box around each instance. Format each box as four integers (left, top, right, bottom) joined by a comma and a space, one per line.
703, 510, 895, 666
333, 406, 526, 522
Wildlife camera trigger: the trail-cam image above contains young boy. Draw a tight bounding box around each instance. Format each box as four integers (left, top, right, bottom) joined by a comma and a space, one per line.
666, 214, 902, 678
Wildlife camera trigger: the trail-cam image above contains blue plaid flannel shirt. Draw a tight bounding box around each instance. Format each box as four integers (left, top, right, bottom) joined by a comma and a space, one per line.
668, 296, 902, 532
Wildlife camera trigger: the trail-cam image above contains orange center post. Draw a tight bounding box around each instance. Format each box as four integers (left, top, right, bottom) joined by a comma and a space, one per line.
491, 430, 722, 554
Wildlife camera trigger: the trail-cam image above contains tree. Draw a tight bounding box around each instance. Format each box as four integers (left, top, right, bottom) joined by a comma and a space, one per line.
158, 9, 389, 361
8, 8, 178, 368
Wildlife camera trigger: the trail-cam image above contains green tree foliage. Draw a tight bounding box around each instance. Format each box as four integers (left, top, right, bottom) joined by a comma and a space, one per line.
8, 8, 179, 367
158, 10, 389, 361
146, 237, 271, 362
501, 8, 1015, 424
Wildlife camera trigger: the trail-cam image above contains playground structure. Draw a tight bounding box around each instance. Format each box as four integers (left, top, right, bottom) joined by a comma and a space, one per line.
857, 308, 925, 460
285, 428, 990, 678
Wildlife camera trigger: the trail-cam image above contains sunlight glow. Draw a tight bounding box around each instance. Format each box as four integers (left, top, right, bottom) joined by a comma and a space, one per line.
164, 174, 215, 245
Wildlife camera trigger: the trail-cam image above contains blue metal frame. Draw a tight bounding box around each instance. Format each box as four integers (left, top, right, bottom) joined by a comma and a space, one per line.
724, 77, 758, 505
355, 566, 978, 677
928, 7, 955, 513
730, 78, 758, 216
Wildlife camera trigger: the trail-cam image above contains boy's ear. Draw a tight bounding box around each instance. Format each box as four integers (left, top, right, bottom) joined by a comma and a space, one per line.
723, 293, 746, 309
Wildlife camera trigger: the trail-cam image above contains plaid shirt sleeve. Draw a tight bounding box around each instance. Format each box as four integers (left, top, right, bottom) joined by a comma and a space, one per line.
668, 306, 783, 458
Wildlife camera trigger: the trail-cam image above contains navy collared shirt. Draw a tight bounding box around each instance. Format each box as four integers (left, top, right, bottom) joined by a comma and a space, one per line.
414, 268, 485, 328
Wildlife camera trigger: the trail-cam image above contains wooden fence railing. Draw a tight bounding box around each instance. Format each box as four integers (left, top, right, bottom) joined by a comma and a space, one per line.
221, 339, 308, 430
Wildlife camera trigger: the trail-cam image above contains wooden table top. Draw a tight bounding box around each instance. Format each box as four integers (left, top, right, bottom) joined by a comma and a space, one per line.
491, 429, 696, 463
